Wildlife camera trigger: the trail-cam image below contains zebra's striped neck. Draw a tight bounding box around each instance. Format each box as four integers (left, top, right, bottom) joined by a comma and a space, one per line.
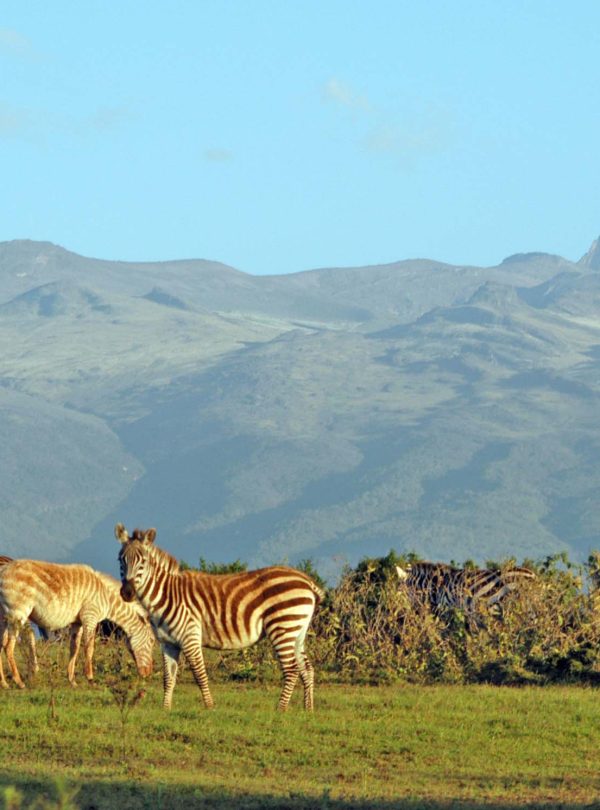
135, 548, 178, 614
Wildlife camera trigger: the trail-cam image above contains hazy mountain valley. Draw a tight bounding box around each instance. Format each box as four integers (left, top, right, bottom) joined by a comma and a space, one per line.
1, 238, 599, 579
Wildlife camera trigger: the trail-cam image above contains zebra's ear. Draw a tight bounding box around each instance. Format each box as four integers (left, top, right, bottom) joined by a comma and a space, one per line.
144, 528, 157, 545
115, 523, 129, 544
396, 565, 409, 581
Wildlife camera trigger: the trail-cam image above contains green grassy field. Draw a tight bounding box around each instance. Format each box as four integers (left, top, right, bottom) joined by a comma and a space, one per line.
1, 670, 599, 810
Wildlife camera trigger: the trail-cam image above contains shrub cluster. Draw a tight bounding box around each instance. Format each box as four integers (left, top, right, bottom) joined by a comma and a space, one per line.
199, 550, 600, 686
13, 551, 600, 689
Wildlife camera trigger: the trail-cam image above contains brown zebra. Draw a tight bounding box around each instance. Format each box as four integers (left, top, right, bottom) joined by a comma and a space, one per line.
0, 556, 39, 671
116, 523, 324, 711
0, 560, 155, 688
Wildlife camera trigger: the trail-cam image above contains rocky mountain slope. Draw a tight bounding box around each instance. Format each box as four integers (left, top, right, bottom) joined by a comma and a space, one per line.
1, 238, 599, 578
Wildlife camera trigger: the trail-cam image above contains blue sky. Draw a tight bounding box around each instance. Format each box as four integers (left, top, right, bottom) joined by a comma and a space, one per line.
1, 2, 599, 275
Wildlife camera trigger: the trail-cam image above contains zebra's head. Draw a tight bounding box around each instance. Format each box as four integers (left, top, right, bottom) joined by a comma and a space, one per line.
125, 605, 155, 678
115, 522, 157, 603
395, 564, 411, 582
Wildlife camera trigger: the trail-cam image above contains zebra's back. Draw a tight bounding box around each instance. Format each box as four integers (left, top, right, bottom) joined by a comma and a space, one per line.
174, 565, 323, 650
0, 560, 110, 631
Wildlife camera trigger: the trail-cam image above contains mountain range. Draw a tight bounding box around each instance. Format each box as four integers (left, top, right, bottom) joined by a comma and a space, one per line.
1, 237, 599, 580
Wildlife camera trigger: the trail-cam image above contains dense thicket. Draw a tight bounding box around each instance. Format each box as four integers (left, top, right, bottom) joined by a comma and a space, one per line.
10, 551, 600, 688
193, 551, 600, 686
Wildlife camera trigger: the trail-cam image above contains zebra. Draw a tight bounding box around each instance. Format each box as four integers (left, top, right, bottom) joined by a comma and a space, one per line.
395, 561, 536, 627
116, 523, 324, 711
0, 556, 40, 671
0, 560, 155, 688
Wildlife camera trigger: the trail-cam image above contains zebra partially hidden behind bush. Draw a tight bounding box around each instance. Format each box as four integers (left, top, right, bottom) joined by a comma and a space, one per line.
0, 559, 155, 688
396, 561, 536, 630
116, 523, 324, 711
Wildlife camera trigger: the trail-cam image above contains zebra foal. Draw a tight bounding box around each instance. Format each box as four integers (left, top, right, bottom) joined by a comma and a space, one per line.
0, 560, 155, 688
116, 523, 324, 711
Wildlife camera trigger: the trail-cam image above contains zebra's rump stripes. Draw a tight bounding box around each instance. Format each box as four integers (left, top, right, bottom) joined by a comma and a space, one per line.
116, 523, 323, 711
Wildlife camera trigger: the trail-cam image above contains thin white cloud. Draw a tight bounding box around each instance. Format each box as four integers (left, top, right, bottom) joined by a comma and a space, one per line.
322, 78, 371, 113
0, 102, 32, 138
204, 148, 234, 163
363, 119, 448, 158
0, 101, 133, 142
0, 28, 39, 59
82, 106, 132, 134
321, 77, 453, 164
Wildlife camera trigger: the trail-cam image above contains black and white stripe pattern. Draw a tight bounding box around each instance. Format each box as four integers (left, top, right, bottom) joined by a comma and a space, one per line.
396, 561, 535, 622
116, 524, 324, 711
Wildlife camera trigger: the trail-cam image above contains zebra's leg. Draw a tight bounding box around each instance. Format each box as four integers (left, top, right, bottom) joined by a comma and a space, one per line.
182, 635, 214, 709
269, 628, 299, 711
26, 624, 39, 674
67, 624, 83, 686
294, 627, 315, 711
161, 642, 181, 710
5, 619, 26, 689
0, 616, 8, 689
81, 617, 98, 683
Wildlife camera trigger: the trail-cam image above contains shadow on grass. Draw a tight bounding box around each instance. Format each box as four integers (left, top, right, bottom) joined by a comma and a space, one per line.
1, 773, 600, 810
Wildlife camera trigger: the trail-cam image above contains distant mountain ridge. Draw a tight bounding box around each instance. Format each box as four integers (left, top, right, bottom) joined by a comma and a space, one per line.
0, 237, 599, 578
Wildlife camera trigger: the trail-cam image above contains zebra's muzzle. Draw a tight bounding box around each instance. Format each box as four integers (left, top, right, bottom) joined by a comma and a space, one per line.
120, 580, 136, 602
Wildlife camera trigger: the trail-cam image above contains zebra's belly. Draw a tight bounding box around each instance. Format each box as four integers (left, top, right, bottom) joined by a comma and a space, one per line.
202, 621, 263, 650
29, 601, 81, 631
150, 611, 263, 650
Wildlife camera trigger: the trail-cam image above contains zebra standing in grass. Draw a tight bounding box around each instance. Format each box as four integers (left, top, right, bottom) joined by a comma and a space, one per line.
396, 561, 535, 626
116, 523, 324, 711
0, 560, 155, 688
0, 556, 39, 671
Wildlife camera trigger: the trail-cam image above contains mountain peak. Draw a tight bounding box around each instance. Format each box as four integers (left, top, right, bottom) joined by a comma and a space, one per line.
578, 237, 600, 270
0, 280, 113, 318
467, 280, 520, 309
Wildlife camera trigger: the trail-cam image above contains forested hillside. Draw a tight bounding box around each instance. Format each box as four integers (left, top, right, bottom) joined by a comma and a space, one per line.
1, 238, 599, 577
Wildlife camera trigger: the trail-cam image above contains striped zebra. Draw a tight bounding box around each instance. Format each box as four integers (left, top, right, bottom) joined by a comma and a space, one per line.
0, 556, 39, 672
116, 523, 324, 711
395, 561, 535, 626
0, 560, 155, 689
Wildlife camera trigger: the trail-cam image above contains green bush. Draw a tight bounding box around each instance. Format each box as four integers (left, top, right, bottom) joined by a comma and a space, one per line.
11, 550, 600, 689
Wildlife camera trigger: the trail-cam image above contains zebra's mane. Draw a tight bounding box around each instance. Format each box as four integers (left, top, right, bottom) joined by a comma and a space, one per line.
126, 528, 180, 574
96, 571, 121, 590
147, 541, 181, 575
96, 570, 150, 619
411, 561, 460, 573
410, 560, 534, 578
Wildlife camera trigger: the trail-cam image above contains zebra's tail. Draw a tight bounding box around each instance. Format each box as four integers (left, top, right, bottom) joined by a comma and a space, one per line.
308, 580, 326, 605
